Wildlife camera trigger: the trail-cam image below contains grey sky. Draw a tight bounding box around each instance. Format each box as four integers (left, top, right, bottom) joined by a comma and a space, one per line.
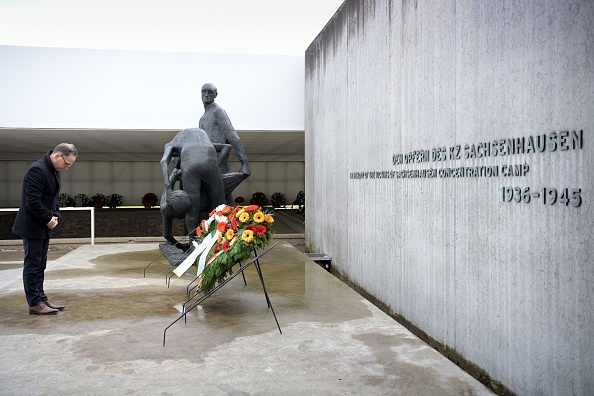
0, 0, 345, 55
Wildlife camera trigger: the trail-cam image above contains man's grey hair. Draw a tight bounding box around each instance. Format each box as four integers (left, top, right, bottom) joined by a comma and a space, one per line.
53, 143, 78, 158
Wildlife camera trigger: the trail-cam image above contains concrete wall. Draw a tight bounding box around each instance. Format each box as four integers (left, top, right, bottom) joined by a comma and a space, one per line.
0, 160, 304, 208
305, 1, 593, 394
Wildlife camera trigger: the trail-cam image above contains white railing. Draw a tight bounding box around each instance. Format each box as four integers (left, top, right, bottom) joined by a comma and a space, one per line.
0, 207, 95, 245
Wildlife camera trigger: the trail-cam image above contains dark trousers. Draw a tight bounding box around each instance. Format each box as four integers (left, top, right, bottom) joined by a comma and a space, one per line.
22, 238, 49, 306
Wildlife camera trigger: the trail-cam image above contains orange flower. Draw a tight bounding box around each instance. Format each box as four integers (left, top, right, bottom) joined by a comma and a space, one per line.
253, 211, 265, 223
217, 221, 228, 233
195, 226, 203, 237
266, 215, 274, 224
242, 229, 254, 243
221, 206, 231, 215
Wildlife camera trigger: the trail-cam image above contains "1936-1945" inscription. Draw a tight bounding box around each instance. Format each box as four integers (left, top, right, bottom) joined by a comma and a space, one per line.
502, 187, 582, 207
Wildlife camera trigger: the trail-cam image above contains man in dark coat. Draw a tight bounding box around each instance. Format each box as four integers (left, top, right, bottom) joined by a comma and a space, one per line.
12, 143, 78, 315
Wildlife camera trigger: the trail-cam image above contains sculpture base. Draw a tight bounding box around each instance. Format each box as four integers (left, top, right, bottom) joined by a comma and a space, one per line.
159, 243, 188, 266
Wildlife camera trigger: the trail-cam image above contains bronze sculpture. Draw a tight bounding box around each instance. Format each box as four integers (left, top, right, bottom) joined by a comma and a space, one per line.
160, 83, 251, 251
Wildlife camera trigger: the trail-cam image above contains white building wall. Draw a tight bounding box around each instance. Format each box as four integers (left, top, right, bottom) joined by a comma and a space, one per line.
305, 1, 593, 394
0, 45, 305, 208
1, 160, 304, 207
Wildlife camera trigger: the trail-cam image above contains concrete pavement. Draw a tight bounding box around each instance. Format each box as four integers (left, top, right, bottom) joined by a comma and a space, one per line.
0, 241, 493, 395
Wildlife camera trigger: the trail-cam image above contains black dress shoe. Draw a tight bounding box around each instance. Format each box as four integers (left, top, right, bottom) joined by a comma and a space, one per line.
29, 302, 58, 315
43, 300, 65, 310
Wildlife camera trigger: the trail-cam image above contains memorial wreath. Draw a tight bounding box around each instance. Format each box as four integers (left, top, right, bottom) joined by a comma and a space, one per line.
192, 204, 275, 292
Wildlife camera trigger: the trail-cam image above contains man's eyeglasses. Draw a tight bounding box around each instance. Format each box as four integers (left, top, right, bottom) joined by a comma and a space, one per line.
61, 154, 73, 167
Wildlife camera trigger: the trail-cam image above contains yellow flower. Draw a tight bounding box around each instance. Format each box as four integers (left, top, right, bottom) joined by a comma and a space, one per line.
217, 233, 222, 244
253, 211, 265, 223
226, 229, 235, 240
266, 215, 274, 223
242, 229, 254, 243
236, 208, 245, 218
239, 212, 250, 223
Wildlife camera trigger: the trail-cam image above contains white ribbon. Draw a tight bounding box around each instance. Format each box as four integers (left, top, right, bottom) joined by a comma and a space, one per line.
173, 211, 228, 277
172, 231, 221, 277
196, 230, 221, 275
172, 241, 201, 277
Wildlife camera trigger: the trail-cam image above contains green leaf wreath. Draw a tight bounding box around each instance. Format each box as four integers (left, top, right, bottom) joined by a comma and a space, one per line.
250, 192, 268, 206
193, 204, 275, 292
107, 194, 123, 208
90, 193, 106, 207
59, 193, 74, 207
271, 192, 286, 208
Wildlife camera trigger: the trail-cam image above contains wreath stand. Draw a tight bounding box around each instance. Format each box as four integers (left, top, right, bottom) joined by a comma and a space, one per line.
164, 247, 248, 290
142, 232, 195, 279
142, 238, 249, 290
163, 242, 281, 346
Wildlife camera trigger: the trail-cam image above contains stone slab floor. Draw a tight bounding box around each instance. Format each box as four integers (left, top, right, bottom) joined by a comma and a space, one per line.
0, 242, 493, 396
